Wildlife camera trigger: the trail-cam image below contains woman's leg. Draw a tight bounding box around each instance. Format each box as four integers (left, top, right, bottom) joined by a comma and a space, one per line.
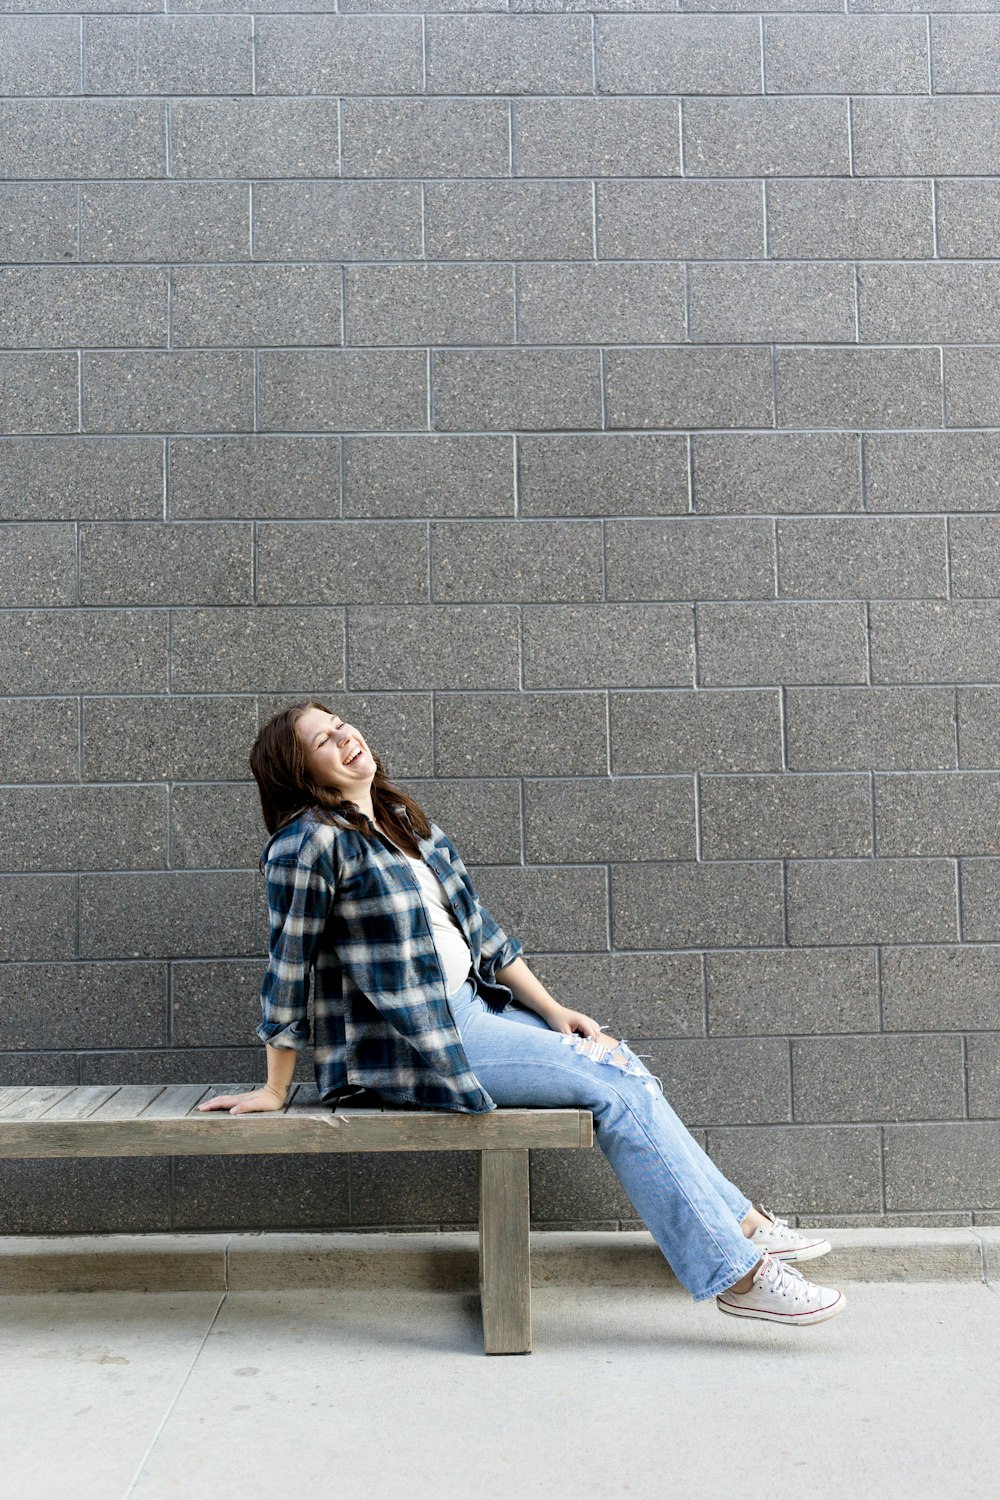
450, 984, 761, 1302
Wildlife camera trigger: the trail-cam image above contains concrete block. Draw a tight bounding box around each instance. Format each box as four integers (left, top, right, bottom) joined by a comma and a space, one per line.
78, 1046, 259, 1086
768, 177, 934, 259
345, 264, 514, 347
0, 786, 168, 873
606, 518, 774, 602
79, 871, 257, 960
854, 97, 1000, 176
610, 689, 784, 774
0, 1234, 228, 1295
786, 687, 957, 772
967, 1034, 1000, 1120
519, 434, 689, 518
515, 98, 681, 177
426, 181, 593, 261
169, 436, 340, 521
606, 347, 773, 430
405, 778, 522, 864
434, 692, 609, 778
471, 865, 609, 953
171, 265, 342, 348
0, 876, 77, 962
0, 1052, 100, 1086
0, 353, 77, 435
871, 602, 1000, 685
683, 97, 849, 176
171, 98, 340, 178
529, 1148, 636, 1225
426, 15, 592, 93
884, 1123, 1000, 1211
0, 698, 78, 784
960, 859, 1000, 943
959, 688, 1000, 769
0, 522, 76, 606
693, 432, 862, 515
598, 179, 764, 260
950, 516, 1000, 601
85, 16, 252, 94
612, 860, 784, 950
171, 783, 262, 871
793, 1035, 965, 1124
877, 772, 1000, 858
258, 350, 427, 434
0, 609, 167, 694
433, 349, 601, 433
643, 1037, 792, 1127
523, 604, 695, 689
170, 607, 344, 694
882, 945, 1000, 1032
347, 605, 518, 691
0, 1160, 170, 1235
0, 436, 163, 520
84, 695, 256, 783
598, 16, 760, 95
81, 182, 250, 263
931, 16, 1000, 93
937, 179, 1000, 259
0, 183, 76, 263
256, 692, 434, 780
431, 520, 602, 604
0, 99, 165, 178
764, 15, 928, 93
349, 1151, 477, 1226
0, 266, 166, 349
83, 351, 254, 435
701, 773, 872, 860
257, 521, 428, 605
256, 15, 422, 94
524, 776, 696, 863
706, 1125, 883, 1216
707, 948, 879, 1037
342, 98, 508, 177
253, 181, 421, 263
945, 348, 1000, 427
174, 1153, 350, 1231
528, 951, 705, 1040
697, 602, 868, 687
80, 522, 251, 606
171, 958, 265, 1046
786, 858, 958, 946
860, 262, 1000, 343
775, 347, 942, 429
689, 262, 856, 344
518, 263, 686, 345
0, 962, 166, 1051
344, 436, 514, 519
777, 518, 948, 599
0, 16, 80, 95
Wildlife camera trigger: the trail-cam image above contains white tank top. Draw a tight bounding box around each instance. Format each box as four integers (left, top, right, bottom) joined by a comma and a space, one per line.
401, 852, 474, 998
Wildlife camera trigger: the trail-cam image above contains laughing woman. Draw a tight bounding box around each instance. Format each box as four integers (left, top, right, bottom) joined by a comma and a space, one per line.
200, 699, 845, 1329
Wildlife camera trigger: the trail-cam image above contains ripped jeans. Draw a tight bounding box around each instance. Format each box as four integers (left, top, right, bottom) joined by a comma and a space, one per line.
447, 979, 760, 1302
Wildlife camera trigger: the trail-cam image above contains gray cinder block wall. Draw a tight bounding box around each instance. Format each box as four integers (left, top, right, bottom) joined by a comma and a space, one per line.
2, 2, 1000, 1235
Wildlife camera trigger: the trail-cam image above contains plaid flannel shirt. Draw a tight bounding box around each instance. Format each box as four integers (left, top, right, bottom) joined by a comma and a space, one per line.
256, 807, 524, 1112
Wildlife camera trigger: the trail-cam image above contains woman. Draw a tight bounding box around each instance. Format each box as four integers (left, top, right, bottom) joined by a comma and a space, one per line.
200, 699, 846, 1328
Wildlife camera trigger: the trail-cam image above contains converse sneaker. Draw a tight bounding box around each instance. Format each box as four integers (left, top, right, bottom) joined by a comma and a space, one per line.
748, 1204, 832, 1263
716, 1252, 845, 1326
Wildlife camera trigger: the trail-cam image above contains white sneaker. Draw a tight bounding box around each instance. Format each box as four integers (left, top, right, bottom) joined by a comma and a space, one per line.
748, 1204, 832, 1263
716, 1252, 846, 1326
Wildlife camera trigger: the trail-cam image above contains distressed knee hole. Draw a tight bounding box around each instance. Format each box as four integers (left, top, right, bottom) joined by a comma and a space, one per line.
559, 1033, 631, 1070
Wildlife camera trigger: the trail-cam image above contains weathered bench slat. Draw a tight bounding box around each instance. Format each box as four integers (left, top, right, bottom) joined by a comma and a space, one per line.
0, 1087, 77, 1121
89, 1085, 168, 1120
34, 1086, 122, 1121
139, 1085, 216, 1118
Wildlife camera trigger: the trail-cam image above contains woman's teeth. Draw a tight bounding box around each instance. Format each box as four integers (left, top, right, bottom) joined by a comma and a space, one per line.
345, 747, 362, 765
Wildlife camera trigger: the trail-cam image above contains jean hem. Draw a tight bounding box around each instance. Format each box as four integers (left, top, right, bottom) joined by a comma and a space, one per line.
691, 1249, 764, 1304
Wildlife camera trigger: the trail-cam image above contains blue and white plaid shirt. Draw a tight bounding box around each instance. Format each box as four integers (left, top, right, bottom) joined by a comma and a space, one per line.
257, 807, 524, 1112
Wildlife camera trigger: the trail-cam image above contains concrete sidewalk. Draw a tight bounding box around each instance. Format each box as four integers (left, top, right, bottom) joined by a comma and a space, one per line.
4, 1232, 999, 1500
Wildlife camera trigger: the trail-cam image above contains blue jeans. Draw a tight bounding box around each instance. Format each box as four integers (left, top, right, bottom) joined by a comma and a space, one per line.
448, 979, 760, 1302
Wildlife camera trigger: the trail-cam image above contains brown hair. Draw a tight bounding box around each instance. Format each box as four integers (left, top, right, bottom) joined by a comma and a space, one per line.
249, 698, 431, 857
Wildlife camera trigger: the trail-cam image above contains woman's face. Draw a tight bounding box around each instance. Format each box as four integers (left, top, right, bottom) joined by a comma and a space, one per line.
295, 706, 376, 797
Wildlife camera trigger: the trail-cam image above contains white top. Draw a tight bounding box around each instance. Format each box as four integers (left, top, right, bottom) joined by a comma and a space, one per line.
401, 852, 474, 998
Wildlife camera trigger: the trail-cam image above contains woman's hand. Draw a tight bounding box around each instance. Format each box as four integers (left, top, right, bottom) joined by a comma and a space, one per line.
197, 1085, 287, 1115
550, 1006, 619, 1050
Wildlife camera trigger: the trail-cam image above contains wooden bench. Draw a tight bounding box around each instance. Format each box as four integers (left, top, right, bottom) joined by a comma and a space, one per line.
0, 1083, 594, 1355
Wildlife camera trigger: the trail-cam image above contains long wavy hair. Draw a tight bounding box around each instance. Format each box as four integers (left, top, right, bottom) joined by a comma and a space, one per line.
249, 698, 431, 857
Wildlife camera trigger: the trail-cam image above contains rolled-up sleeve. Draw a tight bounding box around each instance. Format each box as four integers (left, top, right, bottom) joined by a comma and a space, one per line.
256, 852, 334, 1051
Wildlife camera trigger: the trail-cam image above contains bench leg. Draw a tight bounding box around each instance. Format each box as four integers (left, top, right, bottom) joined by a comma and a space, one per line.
478, 1148, 531, 1354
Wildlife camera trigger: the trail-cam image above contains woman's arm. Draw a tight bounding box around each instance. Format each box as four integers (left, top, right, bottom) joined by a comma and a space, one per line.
494, 955, 617, 1046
